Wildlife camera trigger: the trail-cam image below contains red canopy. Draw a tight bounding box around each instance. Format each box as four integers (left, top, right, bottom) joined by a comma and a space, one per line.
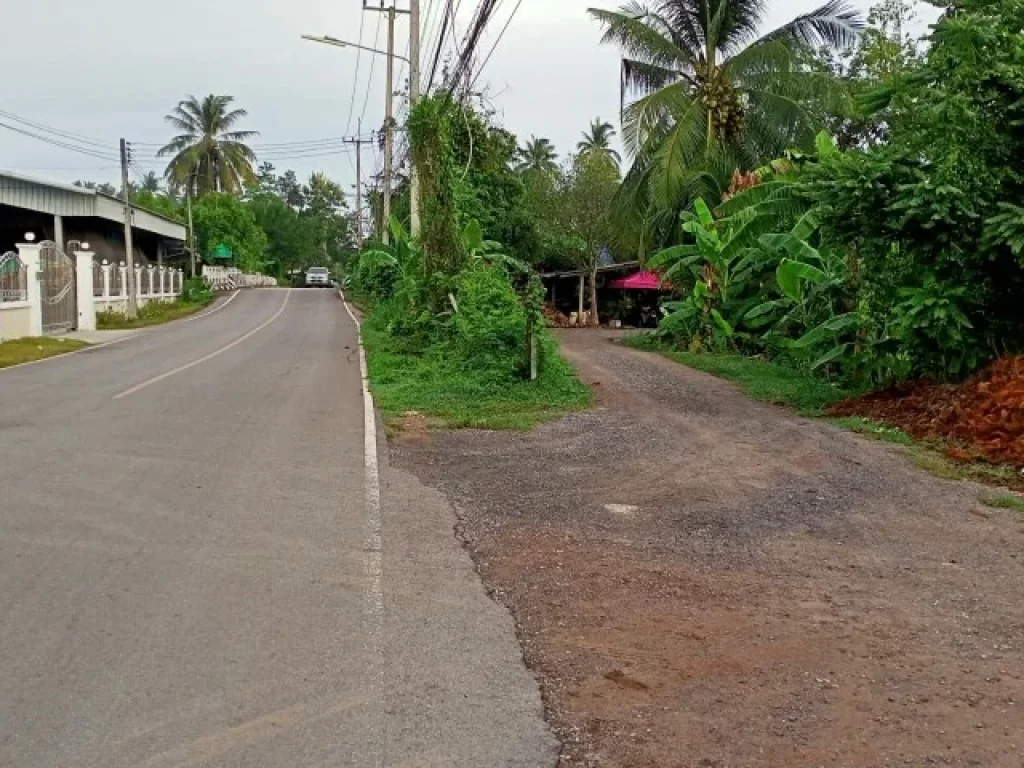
609, 270, 666, 290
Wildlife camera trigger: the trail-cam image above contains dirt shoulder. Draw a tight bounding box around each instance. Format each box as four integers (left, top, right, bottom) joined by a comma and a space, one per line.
390, 329, 1024, 767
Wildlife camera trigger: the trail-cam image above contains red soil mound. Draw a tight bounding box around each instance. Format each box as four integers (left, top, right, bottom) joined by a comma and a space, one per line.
831, 356, 1024, 467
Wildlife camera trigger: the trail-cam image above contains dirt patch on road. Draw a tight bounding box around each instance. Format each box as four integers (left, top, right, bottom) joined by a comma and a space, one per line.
391, 330, 1024, 767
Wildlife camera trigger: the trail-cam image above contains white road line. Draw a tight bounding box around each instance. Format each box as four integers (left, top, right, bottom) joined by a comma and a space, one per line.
113, 290, 291, 400
0, 289, 242, 376
340, 290, 385, 764
179, 289, 240, 323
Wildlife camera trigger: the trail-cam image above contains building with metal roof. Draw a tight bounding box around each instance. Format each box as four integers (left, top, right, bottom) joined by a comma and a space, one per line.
0, 171, 186, 265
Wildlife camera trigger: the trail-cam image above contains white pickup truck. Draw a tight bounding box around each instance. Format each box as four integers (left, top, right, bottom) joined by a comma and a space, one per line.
305, 267, 331, 288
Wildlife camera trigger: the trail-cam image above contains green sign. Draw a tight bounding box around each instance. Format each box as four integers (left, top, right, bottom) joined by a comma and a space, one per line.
210, 243, 233, 260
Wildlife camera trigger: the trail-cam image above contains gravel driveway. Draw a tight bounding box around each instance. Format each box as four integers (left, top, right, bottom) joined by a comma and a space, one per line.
391, 329, 1024, 767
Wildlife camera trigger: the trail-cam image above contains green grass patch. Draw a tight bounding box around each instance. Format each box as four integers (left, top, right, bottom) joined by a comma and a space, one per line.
97, 295, 214, 330
627, 336, 853, 415
828, 416, 914, 445
0, 337, 89, 368
361, 318, 591, 431
981, 493, 1024, 512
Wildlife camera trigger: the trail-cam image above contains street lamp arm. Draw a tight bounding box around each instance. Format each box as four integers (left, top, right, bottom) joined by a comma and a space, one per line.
301, 35, 411, 65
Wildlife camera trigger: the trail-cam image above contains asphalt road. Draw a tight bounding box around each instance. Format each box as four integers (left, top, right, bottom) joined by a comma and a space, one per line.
0, 288, 556, 767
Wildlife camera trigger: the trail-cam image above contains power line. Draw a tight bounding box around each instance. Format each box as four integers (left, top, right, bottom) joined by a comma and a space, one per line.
427, 0, 455, 92
359, 11, 385, 133
0, 109, 115, 150
344, 9, 368, 139
0, 120, 119, 161
468, 0, 524, 92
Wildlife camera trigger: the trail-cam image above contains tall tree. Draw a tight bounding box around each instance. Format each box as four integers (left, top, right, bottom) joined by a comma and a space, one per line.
302, 172, 352, 266
563, 153, 622, 325
577, 119, 622, 165
139, 171, 161, 193
158, 95, 259, 196
276, 170, 306, 210
589, 0, 862, 242
514, 136, 559, 174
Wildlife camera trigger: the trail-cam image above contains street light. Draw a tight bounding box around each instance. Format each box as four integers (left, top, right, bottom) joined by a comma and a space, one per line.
301, 31, 406, 246
300, 35, 410, 64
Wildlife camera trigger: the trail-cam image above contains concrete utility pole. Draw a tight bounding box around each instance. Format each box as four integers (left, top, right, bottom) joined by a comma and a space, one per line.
409, 0, 422, 238
383, 3, 396, 245
344, 122, 368, 247
119, 138, 139, 319
362, 2, 411, 244
186, 188, 196, 279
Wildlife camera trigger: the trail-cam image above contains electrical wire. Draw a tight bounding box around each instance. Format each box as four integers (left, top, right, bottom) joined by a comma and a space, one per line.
359, 11, 385, 133
344, 9, 368, 140
0, 120, 119, 161
467, 0, 524, 92
426, 0, 455, 92
0, 109, 115, 150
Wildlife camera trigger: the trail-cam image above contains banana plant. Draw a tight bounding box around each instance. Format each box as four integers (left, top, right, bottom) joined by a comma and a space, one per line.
650, 197, 776, 349
743, 216, 857, 370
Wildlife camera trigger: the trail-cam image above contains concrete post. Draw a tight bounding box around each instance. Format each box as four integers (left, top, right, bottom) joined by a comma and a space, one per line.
53, 215, 64, 251
146, 265, 155, 297
101, 261, 111, 299
134, 266, 143, 304
17, 243, 43, 337
118, 263, 127, 299
74, 250, 96, 331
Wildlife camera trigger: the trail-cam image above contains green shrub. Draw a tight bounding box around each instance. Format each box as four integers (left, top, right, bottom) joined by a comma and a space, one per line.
181, 277, 212, 305
449, 266, 528, 368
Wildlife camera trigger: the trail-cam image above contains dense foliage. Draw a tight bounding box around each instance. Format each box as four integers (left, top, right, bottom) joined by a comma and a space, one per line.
650, 0, 1024, 385
348, 95, 573, 404
589, 0, 862, 251
77, 162, 356, 278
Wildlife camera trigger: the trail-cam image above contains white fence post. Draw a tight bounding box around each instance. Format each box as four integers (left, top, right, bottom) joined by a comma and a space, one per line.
118, 263, 127, 298
134, 266, 143, 303
17, 242, 43, 337
101, 261, 111, 299
74, 250, 96, 331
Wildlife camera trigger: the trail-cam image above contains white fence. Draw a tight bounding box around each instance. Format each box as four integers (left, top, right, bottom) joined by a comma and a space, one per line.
93, 261, 184, 315
0, 240, 187, 341
202, 265, 277, 291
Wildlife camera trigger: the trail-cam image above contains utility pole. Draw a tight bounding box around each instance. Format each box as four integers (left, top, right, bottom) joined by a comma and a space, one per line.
409, 0, 422, 238
383, 3, 396, 245
344, 121, 368, 247
186, 187, 196, 279
119, 138, 138, 319
364, 1, 410, 243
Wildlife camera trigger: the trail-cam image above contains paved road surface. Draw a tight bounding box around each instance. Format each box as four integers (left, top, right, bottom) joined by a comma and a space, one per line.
0, 289, 556, 767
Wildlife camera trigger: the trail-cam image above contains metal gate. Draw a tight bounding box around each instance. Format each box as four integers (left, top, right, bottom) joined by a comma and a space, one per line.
39, 241, 76, 334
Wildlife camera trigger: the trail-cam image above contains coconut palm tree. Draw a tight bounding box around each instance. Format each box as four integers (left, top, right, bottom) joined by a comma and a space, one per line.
158, 95, 259, 196
589, 0, 862, 238
577, 119, 622, 165
514, 136, 560, 175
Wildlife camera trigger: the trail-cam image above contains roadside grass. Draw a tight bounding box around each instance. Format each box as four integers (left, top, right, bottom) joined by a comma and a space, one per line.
626, 335, 852, 415
980, 492, 1024, 511
0, 337, 89, 368
629, 334, 1023, 490
361, 318, 591, 430
97, 295, 214, 330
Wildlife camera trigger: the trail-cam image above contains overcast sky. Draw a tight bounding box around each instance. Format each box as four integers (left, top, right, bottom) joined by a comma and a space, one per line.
0, 0, 939, 199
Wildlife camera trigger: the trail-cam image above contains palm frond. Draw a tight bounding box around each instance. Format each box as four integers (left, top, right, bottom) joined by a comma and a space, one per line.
589, 7, 695, 71
757, 0, 863, 50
